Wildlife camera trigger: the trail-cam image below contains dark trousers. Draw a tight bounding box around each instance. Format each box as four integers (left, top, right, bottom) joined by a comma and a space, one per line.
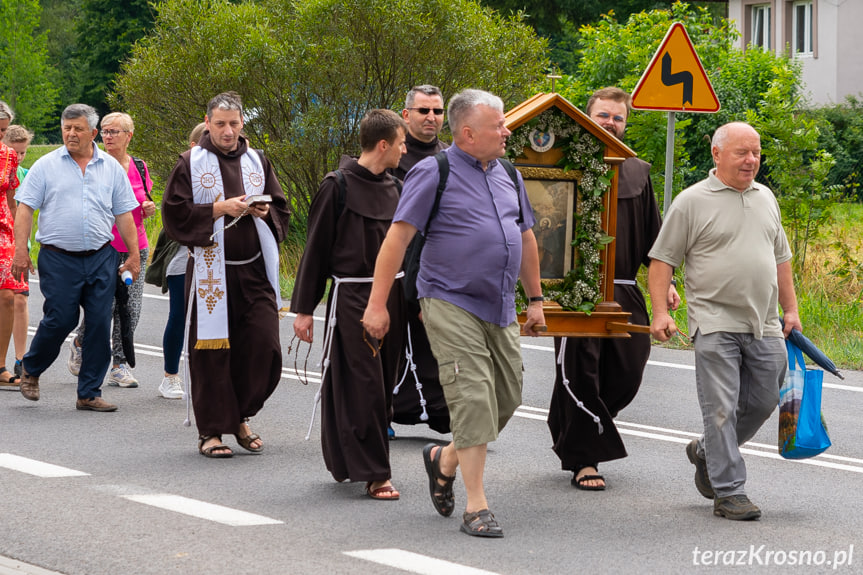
23, 245, 118, 399
163, 273, 186, 374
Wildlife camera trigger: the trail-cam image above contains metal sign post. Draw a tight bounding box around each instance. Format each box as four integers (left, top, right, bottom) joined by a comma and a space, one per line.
631, 23, 721, 212
664, 111, 675, 214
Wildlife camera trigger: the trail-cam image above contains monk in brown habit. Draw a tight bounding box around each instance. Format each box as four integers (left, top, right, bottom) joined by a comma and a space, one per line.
390, 85, 451, 435
547, 88, 680, 490
163, 92, 291, 458
291, 109, 407, 500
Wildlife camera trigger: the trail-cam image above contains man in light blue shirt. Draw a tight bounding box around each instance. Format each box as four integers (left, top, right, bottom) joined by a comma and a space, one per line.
11, 104, 140, 411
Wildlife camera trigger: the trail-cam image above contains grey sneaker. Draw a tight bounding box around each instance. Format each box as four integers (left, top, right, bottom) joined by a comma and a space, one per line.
714, 494, 762, 521
108, 364, 139, 388
67, 338, 82, 376
158, 375, 185, 399
686, 440, 714, 499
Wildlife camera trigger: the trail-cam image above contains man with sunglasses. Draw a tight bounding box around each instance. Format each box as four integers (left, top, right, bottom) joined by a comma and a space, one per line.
547, 87, 680, 491
389, 85, 452, 437
392, 85, 449, 180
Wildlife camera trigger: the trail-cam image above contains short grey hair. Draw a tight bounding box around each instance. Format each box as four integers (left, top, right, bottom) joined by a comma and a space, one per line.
405, 85, 443, 109
207, 91, 243, 119
712, 121, 758, 150
0, 101, 13, 122
101, 112, 134, 133
448, 89, 504, 134
62, 104, 99, 130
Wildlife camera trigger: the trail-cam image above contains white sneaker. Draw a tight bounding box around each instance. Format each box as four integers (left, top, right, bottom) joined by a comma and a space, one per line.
159, 375, 185, 399
108, 364, 139, 388
67, 338, 82, 376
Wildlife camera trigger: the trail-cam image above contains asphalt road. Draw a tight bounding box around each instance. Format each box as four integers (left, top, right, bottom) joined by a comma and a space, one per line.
2, 279, 861, 575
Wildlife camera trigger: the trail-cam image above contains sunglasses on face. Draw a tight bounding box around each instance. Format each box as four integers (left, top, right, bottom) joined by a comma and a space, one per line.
408, 107, 445, 116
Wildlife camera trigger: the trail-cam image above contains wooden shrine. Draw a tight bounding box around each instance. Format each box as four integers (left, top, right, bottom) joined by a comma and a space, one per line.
507, 92, 647, 338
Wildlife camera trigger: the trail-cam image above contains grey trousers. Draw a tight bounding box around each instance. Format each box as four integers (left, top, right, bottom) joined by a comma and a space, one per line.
692, 330, 786, 497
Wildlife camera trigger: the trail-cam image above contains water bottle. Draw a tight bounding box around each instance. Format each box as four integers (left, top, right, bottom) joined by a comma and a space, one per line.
121, 270, 133, 286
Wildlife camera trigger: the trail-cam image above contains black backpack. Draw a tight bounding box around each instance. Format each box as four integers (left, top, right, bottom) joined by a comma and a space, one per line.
331, 153, 522, 314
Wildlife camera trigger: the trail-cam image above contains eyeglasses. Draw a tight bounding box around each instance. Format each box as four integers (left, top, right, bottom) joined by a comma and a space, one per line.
407, 107, 445, 116
594, 112, 626, 123
100, 130, 129, 137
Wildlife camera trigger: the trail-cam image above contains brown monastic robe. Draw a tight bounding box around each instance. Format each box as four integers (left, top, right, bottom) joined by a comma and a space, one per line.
291, 156, 405, 482
162, 133, 291, 437
388, 134, 451, 433
547, 157, 662, 469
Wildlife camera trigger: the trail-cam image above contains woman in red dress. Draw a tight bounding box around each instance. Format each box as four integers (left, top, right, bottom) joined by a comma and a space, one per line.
0, 104, 24, 388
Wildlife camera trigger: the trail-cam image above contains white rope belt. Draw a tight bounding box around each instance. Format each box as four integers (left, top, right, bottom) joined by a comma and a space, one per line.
305, 271, 405, 440
613, 279, 637, 286
394, 320, 430, 422
557, 337, 604, 435
226, 252, 261, 266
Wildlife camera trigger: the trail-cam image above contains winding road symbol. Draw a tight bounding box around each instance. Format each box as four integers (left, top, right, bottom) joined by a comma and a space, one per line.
631, 22, 720, 113
661, 52, 693, 107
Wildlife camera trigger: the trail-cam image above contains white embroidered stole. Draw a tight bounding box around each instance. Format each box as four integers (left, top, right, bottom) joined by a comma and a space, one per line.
189, 146, 284, 350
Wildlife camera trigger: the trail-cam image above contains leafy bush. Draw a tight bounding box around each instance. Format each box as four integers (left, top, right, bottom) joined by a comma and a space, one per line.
111, 0, 548, 228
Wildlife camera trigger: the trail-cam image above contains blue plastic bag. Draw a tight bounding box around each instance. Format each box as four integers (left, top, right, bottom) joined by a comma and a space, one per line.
778, 340, 831, 459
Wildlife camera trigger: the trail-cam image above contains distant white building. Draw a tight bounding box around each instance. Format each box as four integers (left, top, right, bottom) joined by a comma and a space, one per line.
727, 0, 863, 105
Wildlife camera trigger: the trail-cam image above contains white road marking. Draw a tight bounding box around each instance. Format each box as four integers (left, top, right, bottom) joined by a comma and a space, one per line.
345, 549, 501, 575
122, 494, 283, 526
0, 454, 89, 478
0, 554, 67, 575
513, 407, 863, 473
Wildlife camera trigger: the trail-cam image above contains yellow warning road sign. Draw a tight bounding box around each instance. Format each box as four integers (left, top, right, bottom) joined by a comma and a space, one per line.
631, 22, 720, 113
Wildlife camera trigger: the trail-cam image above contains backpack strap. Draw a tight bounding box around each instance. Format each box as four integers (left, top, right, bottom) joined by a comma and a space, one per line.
498, 158, 523, 225
130, 156, 153, 202
422, 151, 450, 235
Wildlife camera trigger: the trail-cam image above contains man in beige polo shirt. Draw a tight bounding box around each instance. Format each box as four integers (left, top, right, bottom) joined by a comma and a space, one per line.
647, 122, 802, 521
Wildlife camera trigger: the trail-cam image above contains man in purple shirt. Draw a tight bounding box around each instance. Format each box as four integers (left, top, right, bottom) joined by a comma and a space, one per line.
363, 89, 545, 538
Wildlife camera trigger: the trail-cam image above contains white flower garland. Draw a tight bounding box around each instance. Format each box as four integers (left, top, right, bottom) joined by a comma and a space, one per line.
507, 108, 613, 312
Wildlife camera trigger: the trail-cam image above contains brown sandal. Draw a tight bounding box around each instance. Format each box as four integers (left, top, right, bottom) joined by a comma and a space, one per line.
235, 418, 263, 453
198, 435, 233, 458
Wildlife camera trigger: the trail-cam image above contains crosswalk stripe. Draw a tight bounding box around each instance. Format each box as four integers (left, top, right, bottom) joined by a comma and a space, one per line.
0, 454, 89, 478
122, 493, 283, 526
344, 549, 501, 575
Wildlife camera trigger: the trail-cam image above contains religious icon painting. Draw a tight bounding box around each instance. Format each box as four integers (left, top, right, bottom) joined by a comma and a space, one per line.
524, 179, 574, 279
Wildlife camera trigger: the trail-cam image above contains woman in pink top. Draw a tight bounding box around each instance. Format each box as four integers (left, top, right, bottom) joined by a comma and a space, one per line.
69, 112, 156, 387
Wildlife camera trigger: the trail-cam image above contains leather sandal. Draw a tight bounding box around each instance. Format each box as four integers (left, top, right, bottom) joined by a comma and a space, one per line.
198, 435, 233, 458
235, 418, 263, 453
365, 481, 400, 501
0, 367, 20, 389
460, 509, 504, 538
423, 443, 456, 517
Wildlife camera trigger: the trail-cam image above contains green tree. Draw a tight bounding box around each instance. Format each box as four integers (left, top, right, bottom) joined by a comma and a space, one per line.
0, 0, 59, 133
111, 0, 548, 225
74, 0, 156, 117
553, 1, 838, 272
